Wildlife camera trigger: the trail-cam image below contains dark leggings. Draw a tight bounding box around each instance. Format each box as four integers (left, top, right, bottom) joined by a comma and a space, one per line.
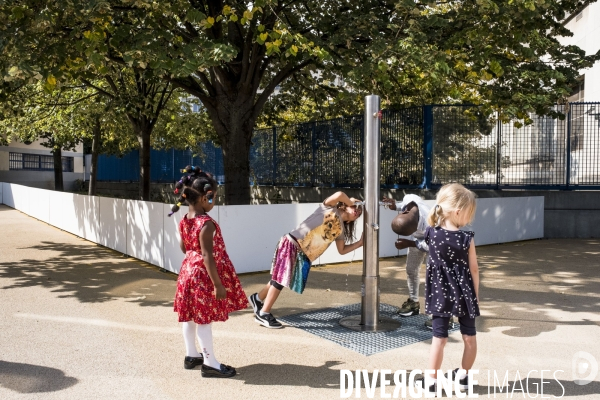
270, 279, 284, 291
432, 315, 476, 338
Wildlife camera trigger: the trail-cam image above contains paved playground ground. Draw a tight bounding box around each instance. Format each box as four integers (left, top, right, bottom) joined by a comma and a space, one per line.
0, 204, 599, 399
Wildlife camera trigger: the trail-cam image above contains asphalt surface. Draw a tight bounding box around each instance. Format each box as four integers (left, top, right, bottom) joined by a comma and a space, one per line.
0, 204, 599, 399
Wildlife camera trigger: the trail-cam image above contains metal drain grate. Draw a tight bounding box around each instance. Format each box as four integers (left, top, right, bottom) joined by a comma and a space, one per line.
278, 303, 458, 356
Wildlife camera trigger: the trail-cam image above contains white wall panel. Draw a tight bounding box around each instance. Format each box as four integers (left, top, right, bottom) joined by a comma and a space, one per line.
77, 195, 100, 243
49, 191, 77, 235
162, 204, 186, 274
379, 208, 400, 258
0, 185, 545, 275
127, 200, 164, 268
3, 183, 14, 208
27, 187, 50, 223
70, 194, 89, 238
98, 197, 127, 254
471, 197, 544, 245
218, 204, 297, 274
11, 184, 29, 215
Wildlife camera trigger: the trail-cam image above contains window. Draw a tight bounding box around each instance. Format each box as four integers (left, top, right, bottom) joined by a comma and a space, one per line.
9, 153, 23, 170
568, 76, 584, 103
575, 12, 583, 21
62, 156, 74, 172
40, 155, 54, 170
23, 153, 42, 169
9, 152, 74, 172
569, 76, 586, 152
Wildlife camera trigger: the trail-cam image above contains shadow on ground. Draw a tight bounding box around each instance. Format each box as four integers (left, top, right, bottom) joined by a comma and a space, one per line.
0, 361, 78, 393
0, 241, 177, 307
241, 239, 600, 338
1, 238, 599, 339
235, 361, 342, 388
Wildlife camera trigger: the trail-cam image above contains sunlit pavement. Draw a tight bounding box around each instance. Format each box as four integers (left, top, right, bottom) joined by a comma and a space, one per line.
0, 204, 599, 399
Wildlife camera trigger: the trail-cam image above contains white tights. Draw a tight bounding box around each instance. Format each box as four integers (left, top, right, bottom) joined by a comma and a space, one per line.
182, 322, 220, 369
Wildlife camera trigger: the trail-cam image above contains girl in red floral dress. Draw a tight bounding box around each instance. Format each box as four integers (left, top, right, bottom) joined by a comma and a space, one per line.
169, 167, 248, 378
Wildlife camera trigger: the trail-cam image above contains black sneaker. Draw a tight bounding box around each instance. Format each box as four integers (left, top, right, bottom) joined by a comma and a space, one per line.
249, 293, 263, 315
446, 368, 469, 390
424, 316, 455, 330
184, 355, 204, 370
255, 312, 283, 329
397, 298, 420, 317
201, 363, 236, 378
414, 376, 437, 396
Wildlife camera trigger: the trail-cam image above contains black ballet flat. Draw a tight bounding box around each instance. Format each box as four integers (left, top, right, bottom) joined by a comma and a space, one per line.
184, 355, 204, 370
201, 363, 237, 378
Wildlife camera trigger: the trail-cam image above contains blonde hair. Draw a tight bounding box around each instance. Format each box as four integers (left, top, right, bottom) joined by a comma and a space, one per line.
427, 183, 477, 227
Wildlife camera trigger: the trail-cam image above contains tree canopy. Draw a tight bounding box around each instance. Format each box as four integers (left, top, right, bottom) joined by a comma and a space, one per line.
1, 0, 598, 203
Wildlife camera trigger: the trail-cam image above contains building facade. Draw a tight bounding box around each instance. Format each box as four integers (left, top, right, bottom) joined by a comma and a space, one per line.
0, 139, 84, 190
561, 4, 600, 102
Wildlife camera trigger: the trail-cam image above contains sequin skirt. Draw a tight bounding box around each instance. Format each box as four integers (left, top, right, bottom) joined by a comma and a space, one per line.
270, 234, 312, 294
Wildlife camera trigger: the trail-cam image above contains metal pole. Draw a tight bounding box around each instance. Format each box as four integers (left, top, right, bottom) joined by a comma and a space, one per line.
361, 95, 381, 329
339, 95, 400, 333
421, 105, 433, 189
564, 103, 571, 189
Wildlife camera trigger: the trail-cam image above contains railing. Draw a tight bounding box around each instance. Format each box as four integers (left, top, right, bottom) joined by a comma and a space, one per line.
96, 103, 600, 189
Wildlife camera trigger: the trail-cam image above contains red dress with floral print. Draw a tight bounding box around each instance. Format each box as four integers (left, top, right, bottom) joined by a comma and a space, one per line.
174, 214, 248, 324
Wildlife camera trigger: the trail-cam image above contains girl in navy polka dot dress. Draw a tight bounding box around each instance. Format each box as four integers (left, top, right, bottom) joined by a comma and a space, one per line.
416, 183, 480, 395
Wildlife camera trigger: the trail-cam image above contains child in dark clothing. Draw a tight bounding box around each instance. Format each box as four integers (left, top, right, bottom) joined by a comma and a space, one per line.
415, 183, 480, 395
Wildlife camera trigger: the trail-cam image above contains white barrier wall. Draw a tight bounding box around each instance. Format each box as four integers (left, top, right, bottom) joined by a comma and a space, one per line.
2, 182, 14, 208
0, 183, 544, 274
98, 197, 127, 254
127, 200, 164, 268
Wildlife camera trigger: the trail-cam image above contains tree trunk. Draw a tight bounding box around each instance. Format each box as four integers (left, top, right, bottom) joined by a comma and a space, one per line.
221, 130, 252, 205
210, 102, 255, 205
137, 126, 152, 201
53, 148, 64, 191
88, 117, 101, 196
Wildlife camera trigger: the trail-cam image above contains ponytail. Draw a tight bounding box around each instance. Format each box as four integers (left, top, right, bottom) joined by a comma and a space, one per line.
427, 204, 444, 227
167, 166, 218, 217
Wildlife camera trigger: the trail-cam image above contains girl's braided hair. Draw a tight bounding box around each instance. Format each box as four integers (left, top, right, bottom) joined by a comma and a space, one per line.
168, 165, 217, 216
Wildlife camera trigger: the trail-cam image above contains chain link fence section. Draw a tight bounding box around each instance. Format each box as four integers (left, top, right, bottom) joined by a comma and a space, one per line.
500, 105, 567, 187
97, 103, 600, 190
569, 102, 600, 186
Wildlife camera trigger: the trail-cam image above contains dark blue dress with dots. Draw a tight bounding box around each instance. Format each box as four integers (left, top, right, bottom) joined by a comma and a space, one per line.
424, 226, 480, 318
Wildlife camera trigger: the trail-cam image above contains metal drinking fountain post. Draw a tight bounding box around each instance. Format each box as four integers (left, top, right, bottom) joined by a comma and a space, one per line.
339, 95, 401, 333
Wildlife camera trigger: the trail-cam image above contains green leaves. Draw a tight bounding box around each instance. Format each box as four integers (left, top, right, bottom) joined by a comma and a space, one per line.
185, 9, 206, 23
0, 0, 595, 186
489, 60, 504, 77
201, 17, 215, 29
